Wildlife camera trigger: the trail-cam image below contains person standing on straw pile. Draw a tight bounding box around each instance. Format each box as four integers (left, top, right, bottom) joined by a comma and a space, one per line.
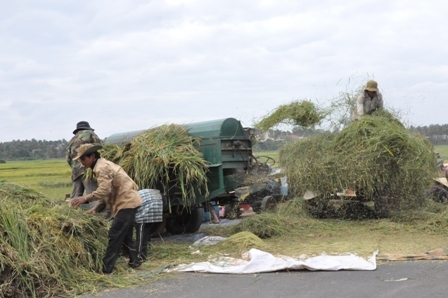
354, 80, 384, 119
66, 121, 102, 205
135, 189, 163, 262
70, 143, 142, 274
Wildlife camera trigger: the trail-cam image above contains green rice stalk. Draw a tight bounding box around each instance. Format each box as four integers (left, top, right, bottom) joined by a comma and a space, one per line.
101, 124, 209, 207
0, 183, 110, 297
254, 100, 328, 131
280, 111, 438, 212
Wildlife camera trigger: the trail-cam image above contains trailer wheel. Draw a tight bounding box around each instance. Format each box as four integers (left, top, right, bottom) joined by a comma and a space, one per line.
261, 195, 277, 212
165, 207, 204, 235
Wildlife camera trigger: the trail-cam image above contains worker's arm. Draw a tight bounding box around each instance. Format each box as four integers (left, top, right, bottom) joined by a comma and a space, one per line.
85, 166, 113, 212
377, 93, 384, 109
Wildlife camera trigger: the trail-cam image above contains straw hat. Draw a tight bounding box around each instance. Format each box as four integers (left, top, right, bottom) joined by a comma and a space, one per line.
364, 80, 379, 92
73, 144, 102, 161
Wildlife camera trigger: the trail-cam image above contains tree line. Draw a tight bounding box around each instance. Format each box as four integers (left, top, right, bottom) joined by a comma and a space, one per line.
0, 139, 68, 161
1, 123, 448, 160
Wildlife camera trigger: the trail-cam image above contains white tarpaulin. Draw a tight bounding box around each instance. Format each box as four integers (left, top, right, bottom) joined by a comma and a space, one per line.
175, 248, 377, 274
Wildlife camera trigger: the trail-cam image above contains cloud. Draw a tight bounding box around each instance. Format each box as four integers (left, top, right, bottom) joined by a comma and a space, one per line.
1, 0, 448, 142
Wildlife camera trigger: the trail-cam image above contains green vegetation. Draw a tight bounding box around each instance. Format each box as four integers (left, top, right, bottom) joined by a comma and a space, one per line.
1, 146, 448, 297
200, 197, 448, 258
0, 159, 71, 200
0, 183, 107, 297
0, 139, 67, 160
254, 100, 327, 131
280, 111, 438, 217
434, 145, 448, 160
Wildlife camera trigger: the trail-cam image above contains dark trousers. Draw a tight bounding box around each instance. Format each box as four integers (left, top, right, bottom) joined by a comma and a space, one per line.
103, 208, 139, 273
135, 222, 159, 261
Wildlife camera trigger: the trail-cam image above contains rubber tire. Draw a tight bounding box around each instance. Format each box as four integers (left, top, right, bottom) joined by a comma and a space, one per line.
165, 207, 204, 235
261, 195, 277, 212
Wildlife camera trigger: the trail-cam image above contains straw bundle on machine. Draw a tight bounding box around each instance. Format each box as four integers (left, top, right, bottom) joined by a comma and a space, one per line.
101, 124, 209, 207
280, 111, 438, 216
0, 183, 108, 298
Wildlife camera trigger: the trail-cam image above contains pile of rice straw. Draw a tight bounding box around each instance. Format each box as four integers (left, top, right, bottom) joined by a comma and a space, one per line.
101, 124, 209, 207
279, 111, 438, 211
0, 183, 108, 297
219, 231, 267, 250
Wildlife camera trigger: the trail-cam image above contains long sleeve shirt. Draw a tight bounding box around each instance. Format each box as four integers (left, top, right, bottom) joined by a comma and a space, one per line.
66, 130, 102, 181
85, 158, 142, 216
357, 91, 384, 116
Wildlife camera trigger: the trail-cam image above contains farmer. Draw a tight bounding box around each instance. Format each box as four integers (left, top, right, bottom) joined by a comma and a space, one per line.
355, 80, 384, 118
71, 143, 143, 274
66, 121, 102, 206
135, 189, 163, 261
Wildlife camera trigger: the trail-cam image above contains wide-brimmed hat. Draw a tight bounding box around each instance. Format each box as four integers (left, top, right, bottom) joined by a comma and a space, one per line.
364, 80, 379, 92
73, 143, 102, 161
73, 121, 94, 135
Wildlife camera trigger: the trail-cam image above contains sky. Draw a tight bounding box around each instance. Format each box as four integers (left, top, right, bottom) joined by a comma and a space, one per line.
1, 0, 448, 142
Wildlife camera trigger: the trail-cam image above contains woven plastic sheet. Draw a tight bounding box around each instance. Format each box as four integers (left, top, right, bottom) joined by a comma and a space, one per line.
175, 248, 377, 274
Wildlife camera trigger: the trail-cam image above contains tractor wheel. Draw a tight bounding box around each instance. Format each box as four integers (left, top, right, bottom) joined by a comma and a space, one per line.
165, 206, 204, 235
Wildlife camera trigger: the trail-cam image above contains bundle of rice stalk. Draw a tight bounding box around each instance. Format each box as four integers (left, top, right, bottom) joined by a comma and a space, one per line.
280, 111, 438, 211
0, 183, 108, 297
254, 100, 328, 131
102, 124, 209, 207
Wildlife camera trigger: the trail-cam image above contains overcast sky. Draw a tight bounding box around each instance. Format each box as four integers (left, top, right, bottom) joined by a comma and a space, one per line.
1, 0, 447, 142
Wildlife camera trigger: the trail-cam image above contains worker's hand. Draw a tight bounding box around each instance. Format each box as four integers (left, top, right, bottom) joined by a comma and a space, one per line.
86, 208, 96, 215
71, 196, 87, 208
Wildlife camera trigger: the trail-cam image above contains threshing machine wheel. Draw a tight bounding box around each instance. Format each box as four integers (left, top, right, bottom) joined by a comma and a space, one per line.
260, 195, 277, 212
165, 206, 204, 235
254, 155, 276, 167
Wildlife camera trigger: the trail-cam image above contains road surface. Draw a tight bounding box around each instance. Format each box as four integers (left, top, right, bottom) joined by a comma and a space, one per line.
80, 260, 448, 298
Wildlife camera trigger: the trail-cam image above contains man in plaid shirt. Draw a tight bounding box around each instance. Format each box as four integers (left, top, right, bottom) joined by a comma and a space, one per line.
135, 189, 163, 261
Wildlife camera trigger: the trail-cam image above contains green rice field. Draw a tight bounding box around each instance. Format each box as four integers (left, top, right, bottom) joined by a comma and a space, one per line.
0, 159, 72, 200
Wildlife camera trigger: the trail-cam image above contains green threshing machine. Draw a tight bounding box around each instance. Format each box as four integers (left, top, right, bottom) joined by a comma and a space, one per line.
105, 118, 284, 234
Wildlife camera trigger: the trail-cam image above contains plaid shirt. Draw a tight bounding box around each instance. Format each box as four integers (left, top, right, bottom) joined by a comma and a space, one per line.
135, 189, 163, 223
